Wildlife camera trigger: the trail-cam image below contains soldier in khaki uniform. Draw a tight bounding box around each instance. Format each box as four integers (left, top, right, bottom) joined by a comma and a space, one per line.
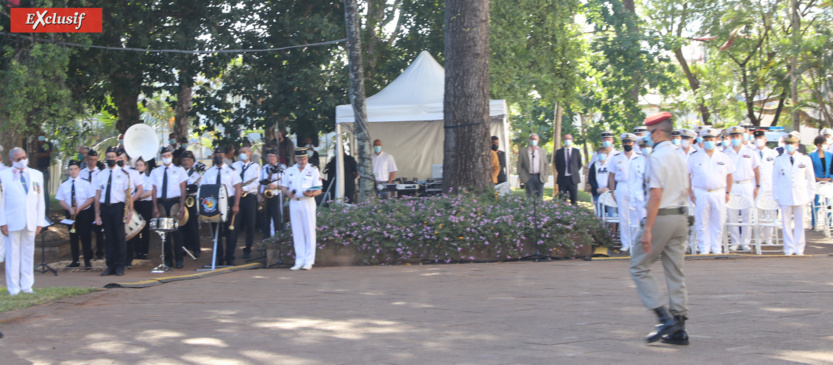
630, 112, 691, 345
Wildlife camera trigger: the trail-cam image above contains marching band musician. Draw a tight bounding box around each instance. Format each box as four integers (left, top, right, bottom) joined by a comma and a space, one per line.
233, 146, 260, 260
132, 158, 154, 260
118, 149, 145, 267
80, 149, 105, 260
0, 147, 46, 295
57, 160, 96, 269
181, 151, 202, 257
94, 146, 135, 276
281, 148, 323, 270
151, 147, 188, 269
201, 147, 242, 266
260, 149, 285, 238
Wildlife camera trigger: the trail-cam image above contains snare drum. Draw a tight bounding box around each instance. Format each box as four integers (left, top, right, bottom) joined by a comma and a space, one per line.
150, 217, 178, 232
197, 184, 229, 223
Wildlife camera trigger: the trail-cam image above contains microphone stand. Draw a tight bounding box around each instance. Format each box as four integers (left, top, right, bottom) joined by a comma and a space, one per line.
36, 217, 57, 276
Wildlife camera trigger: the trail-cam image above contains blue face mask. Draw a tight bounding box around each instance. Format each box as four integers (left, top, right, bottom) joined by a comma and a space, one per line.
704, 141, 716, 150
644, 132, 654, 147
671, 138, 681, 146
239, 153, 249, 161
722, 140, 731, 148
181, 143, 189, 149
531, 140, 539, 147
38, 136, 46, 142
602, 140, 611, 148
562, 140, 571, 147
731, 138, 742, 147
641, 147, 652, 156
307, 150, 314, 158
785, 145, 797, 154
599, 153, 607, 162
170, 139, 177, 145
696, 137, 703, 144
374, 146, 382, 153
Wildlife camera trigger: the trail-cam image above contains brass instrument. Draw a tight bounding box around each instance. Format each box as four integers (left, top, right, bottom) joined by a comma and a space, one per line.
69, 200, 78, 234
264, 189, 274, 199
184, 163, 206, 208
240, 176, 259, 197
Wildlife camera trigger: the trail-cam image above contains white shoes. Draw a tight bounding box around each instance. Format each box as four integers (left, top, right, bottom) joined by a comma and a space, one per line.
740, 245, 752, 252
290, 265, 302, 271
301, 264, 313, 270
729, 244, 740, 252
291, 264, 313, 270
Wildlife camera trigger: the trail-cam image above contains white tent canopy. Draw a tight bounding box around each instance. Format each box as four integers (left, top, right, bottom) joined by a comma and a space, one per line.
334, 51, 510, 201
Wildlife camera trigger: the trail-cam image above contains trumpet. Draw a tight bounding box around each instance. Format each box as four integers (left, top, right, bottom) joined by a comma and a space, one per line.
70, 201, 78, 234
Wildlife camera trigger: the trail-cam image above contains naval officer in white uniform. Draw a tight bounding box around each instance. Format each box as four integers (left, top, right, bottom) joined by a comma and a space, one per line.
773, 135, 816, 255
281, 148, 323, 270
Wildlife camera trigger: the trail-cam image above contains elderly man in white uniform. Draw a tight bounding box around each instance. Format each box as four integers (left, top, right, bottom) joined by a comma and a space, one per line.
773, 136, 816, 255
688, 128, 735, 255
609, 133, 639, 252
282, 148, 323, 270
0, 147, 47, 295
724, 126, 761, 252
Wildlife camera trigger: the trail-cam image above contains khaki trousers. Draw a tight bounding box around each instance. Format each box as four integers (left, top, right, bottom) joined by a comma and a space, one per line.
629, 213, 689, 316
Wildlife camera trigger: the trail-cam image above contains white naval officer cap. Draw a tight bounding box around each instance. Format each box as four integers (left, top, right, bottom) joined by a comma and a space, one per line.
699, 128, 718, 138
821, 128, 833, 136
620, 133, 637, 142
680, 129, 697, 139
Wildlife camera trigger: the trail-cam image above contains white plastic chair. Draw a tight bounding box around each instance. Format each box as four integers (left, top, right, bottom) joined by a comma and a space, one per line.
687, 199, 698, 255
596, 191, 620, 244
755, 192, 783, 255
723, 193, 757, 254
812, 182, 833, 238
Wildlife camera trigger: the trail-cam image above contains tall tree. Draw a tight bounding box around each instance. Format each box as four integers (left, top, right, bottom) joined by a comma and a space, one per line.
344, 0, 375, 202
443, 0, 492, 191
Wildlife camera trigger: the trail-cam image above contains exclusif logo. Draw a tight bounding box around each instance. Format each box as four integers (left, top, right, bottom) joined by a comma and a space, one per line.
10, 8, 103, 33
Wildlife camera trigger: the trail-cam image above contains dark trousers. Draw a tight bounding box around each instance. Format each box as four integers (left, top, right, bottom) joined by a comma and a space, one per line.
132, 200, 153, 257
181, 201, 200, 254
93, 220, 105, 258
525, 174, 545, 199
69, 208, 94, 264
558, 178, 578, 206
157, 199, 184, 264
211, 209, 237, 264
100, 203, 126, 270
239, 195, 257, 254
260, 195, 284, 238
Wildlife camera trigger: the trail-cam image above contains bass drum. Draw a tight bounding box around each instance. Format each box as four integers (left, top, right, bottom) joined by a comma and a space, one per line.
197, 184, 228, 223
125, 209, 146, 240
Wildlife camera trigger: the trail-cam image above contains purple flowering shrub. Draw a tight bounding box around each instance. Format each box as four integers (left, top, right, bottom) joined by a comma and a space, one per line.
263, 191, 613, 265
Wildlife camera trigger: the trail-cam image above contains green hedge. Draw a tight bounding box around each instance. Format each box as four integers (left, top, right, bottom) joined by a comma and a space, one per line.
264, 191, 613, 265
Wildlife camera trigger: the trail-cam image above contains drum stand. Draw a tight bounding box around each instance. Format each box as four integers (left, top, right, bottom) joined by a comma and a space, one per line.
151, 230, 170, 273
198, 222, 231, 271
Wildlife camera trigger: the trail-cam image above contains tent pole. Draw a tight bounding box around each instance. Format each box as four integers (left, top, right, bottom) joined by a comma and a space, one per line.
336, 123, 346, 204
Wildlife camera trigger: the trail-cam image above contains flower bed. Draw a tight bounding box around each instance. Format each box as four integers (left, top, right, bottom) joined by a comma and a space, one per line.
262, 191, 613, 266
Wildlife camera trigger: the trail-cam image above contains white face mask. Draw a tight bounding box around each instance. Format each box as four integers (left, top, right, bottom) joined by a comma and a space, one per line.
13, 158, 28, 170
162, 157, 173, 165
682, 140, 691, 148
755, 139, 766, 148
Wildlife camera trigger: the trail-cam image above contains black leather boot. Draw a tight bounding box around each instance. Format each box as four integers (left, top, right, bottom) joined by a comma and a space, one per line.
661, 315, 689, 345
646, 306, 681, 343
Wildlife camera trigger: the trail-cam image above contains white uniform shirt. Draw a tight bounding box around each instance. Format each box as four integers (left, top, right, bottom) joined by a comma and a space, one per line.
755, 147, 778, 192
609, 151, 639, 183
677, 146, 697, 159
372, 151, 397, 182
260, 164, 286, 194
628, 155, 648, 204
282, 164, 323, 199
232, 160, 261, 195
79, 166, 100, 184
123, 166, 144, 198
93, 167, 135, 204
725, 145, 760, 183
150, 164, 188, 199
185, 167, 201, 186
773, 152, 816, 206
140, 173, 153, 201
687, 149, 735, 191
0, 164, 7, 172
56, 177, 95, 211
200, 165, 242, 198
647, 141, 690, 209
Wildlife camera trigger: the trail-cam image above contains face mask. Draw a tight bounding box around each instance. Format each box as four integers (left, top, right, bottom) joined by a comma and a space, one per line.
118, 140, 124, 146
785, 145, 797, 154
722, 140, 731, 148
731, 139, 742, 147
696, 137, 703, 144
672, 138, 681, 146
38, 136, 45, 142
13, 158, 28, 170
181, 143, 188, 149
239, 153, 249, 162
170, 139, 177, 145
306, 144, 313, 149
599, 153, 607, 162
117, 160, 125, 167
531, 140, 539, 147
562, 140, 571, 147
162, 157, 173, 165
644, 132, 654, 147
623, 145, 633, 152
602, 140, 611, 148
106, 159, 117, 167
641, 148, 652, 156
682, 140, 691, 148
704, 141, 716, 150
213, 156, 224, 166
77, 153, 85, 160
374, 146, 382, 153
491, 144, 498, 151
755, 139, 766, 148
307, 150, 314, 158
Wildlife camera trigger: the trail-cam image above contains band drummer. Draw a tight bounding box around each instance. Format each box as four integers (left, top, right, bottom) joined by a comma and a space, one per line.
57, 160, 96, 269
281, 148, 322, 270
151, 146, 188, 269
94, 146, 135, 276
200, 147, 242, 266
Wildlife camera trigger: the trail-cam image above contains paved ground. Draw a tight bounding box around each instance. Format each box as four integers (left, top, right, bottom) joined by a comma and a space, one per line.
1, 254, 833, 364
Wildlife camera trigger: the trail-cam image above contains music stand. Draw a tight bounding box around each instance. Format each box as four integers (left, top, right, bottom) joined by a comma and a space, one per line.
36, 217, 57, 276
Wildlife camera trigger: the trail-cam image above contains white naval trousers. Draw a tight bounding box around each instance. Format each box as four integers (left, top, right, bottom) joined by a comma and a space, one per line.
5, 229, 35, 295
615, 185, 635, 250
728, 182, 754, 247
289, 197, 317, 266
757, 189, 774, 244
694, 188, 726, 254
780, 205, 806, 255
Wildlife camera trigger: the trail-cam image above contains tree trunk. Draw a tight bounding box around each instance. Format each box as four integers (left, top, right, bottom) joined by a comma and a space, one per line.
551, 102, 562, 198
622, 0, 640, 105
771, 89, 788, 127
111, 74, 141, 134
174, 74, 193, 139
790, 0, 801, 132
344, 0, 375, 203
580, 114, 591, 192
443, 0, 492, 192
673, 48, 710, 124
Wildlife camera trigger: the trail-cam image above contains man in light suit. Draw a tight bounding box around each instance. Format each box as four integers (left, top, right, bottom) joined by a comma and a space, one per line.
773, 135, 816, 255
0, 147, 47, 296
555, 134, 583, 205
517, 133, 549, 199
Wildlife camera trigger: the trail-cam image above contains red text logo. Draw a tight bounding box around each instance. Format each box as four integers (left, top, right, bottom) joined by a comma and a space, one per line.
10, 8, 102, 33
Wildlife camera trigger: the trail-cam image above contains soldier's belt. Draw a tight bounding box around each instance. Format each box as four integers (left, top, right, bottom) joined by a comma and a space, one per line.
734, 179, 752, 184
657, 206, 688, 216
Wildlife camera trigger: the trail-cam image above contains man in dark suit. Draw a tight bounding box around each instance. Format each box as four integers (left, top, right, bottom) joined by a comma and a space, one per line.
491, 136, 507, 184
554, 134, 583, 206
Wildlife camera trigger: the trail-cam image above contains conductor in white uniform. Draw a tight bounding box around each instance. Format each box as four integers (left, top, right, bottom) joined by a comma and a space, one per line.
0, 147, 47, 295
281, 148, 323, 270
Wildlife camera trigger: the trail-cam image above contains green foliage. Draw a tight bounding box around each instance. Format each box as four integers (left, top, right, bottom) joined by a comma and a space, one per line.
0, 286, 99, 313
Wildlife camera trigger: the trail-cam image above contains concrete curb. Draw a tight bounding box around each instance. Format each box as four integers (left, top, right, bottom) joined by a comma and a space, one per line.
103, 262, 263, 289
